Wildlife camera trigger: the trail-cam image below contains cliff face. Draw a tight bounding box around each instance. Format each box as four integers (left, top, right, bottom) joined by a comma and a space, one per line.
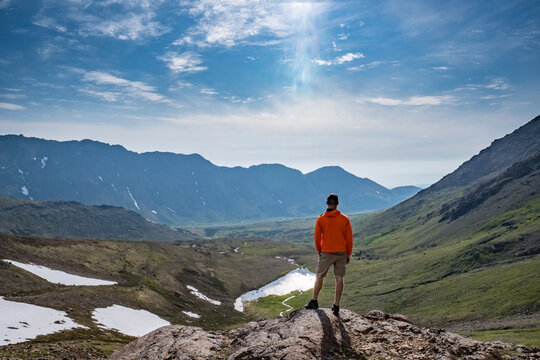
109, 308, 538, 360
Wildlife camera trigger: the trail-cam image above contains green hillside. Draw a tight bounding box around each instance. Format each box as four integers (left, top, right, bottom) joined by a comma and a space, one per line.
246, 117, 540, 346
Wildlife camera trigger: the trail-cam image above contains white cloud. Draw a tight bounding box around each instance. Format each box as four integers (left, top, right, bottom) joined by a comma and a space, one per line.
357, 95, 454, 106
0, 102, 25, 110
200, 87, 218, 95
78, 12, 170, 41
81, 70, 169, 103
335, 52, 364, 64
312, 52, 364, 66
159, 51, 208, 73
32, 1, 170, 42
433, 66, 448, 70
312, 58, 333, 66
174, 0, 328, 47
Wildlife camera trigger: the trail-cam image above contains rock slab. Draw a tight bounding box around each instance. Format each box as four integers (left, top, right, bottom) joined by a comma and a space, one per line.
109, 309, 539, 360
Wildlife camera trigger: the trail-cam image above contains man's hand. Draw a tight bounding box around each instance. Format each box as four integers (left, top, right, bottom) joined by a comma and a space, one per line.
346, 255, 350, 264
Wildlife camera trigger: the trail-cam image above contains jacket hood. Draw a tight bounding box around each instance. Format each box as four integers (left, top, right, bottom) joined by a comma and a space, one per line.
323, 209, 341, 217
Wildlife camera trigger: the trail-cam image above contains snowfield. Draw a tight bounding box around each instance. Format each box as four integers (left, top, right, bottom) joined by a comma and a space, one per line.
182, 311, 201, 318
92, 305, 170, 337
187, 285, 221, 305
0, 297, 86, 345
234, 267, 316, 312
3, 259, 117, 286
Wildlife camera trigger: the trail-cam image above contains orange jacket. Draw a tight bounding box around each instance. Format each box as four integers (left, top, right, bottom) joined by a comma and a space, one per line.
314, 209, 353, 255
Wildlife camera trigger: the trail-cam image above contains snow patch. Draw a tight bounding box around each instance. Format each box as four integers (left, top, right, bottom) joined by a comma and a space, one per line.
111, 183, 118, 192
186, 285, 221, 305
92, 305, 170, 337
21, 186, 29, 196
182, 311, 201, 319
40, 156, 48, 169
126, 186, 140, 210
234, 247, 240, 253
278, 199, 283, 205
166, 207, 176, 214
17, 169, 23, 175
3, 259, 117, 286
0, 297, 86, 345
151, 210, 157, 214
376, 190, 381, 195
97, 176, 103, 183
234, 268, 316, 312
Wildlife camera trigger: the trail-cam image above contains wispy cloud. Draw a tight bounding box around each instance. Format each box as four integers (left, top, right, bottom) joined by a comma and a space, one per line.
313, 52, 365, 66
78, 88, 119, 102
0, 93, 26, 100
357, 95, 454, 106
80, 70, 171, 104
0, 0, 13, 10
0, 102, 25, 110
32, 13, 68, 33
159, 51, 208, 73
77, 12, 170, 41
484, 78, 509, 90
31, 1, 170, 41
347, 61, 383, 71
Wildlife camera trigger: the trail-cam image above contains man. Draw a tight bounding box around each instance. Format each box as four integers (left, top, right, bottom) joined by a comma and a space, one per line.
305, 193, 353, 316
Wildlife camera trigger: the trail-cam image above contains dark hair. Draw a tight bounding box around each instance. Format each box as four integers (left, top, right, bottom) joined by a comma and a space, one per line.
326, 193, 339, 205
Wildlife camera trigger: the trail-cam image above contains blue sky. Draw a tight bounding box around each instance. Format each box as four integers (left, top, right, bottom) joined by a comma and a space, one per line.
0, 0, 539, 187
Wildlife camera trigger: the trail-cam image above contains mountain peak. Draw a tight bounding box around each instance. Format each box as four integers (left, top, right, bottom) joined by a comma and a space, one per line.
109, 308, 535, 359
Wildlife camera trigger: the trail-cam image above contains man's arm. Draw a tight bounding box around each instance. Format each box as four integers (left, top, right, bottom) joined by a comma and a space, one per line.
345, 219, 353, 263
314, 218, 322, 254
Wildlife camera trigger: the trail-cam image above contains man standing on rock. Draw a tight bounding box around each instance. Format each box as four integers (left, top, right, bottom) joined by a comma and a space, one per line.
305, 193, 353, 316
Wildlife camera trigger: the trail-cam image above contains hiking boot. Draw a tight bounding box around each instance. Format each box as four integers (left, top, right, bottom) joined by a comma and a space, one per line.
304, 299, 319, 309
331, 304, 340, 316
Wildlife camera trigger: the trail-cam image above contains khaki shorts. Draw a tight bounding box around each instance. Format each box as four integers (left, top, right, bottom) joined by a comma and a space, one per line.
316, 251, 347, 278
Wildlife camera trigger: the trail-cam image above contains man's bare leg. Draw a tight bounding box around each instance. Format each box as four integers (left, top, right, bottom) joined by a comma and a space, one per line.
312, 275, 324, 300
334, 275, 344, 306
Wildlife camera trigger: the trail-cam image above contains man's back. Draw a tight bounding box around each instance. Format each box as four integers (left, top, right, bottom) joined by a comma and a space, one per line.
314, 209, 353, 255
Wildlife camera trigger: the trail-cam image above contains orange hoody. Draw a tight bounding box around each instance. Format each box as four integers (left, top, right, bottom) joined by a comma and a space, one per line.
314, 209, 353, 255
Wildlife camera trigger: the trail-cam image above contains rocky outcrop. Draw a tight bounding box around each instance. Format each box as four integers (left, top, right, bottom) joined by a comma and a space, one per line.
109, 308, 539, 360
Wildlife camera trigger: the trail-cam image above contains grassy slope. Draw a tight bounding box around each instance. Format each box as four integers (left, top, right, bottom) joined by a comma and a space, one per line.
243, 170, 540, 347
0, 234, 314, 356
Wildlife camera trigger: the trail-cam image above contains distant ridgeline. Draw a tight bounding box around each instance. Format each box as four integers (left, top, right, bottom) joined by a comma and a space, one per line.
0, 135, 419, 226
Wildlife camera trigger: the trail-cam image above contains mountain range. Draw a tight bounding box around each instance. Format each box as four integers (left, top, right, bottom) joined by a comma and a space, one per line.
0, 135, 420, 225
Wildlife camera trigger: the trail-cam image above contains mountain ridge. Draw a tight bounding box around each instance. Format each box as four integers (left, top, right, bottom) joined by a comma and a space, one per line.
0, 134, 420, 226
0, 195, 198, 242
